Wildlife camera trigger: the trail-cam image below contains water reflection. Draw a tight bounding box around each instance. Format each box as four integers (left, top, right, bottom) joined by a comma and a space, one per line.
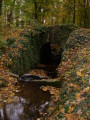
0, 83, 51, 120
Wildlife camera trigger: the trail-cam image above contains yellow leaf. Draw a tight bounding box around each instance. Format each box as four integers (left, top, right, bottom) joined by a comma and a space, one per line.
48, 106, 54, 111
60, 107, 65, 113
10, 93, 15, 97
3, 100, 7, 103
83, 87, 89, 92
8, 99, 14, 103
75, 93, 81, 99
68, 106, 74, 113
15, 90, 19, 92
0, 99, 2, 101
76, 71, 84, 77
37, 118, 40, 120
69, 83, 80, 90
43, 87, 48, 91
21, 106, 24, 108
65, 113, 73, 120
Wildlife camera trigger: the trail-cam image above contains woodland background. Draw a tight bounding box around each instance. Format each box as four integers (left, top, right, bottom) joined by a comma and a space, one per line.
0, 0, 90, 29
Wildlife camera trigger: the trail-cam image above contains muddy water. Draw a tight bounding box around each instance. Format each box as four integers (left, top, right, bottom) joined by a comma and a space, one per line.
0, 83, 51, 120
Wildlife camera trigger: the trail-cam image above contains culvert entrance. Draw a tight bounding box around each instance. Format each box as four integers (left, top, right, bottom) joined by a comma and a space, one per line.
39, 42, 63, 78
39, 42, 52, 65
39, 42, 63, 65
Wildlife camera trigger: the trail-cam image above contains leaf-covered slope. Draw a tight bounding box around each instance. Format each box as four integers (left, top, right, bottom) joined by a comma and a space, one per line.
49, 29, 90, 119
0, 60, 17, 107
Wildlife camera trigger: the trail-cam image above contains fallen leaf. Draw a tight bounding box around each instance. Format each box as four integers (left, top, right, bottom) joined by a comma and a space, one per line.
37, 118, 40, 120
75, 93, 81, 99
60, 107, 65, 113
68, 106, 74, 113
77, 71, 82, 76
65, 113, 73, 120
83, 87, 89, 93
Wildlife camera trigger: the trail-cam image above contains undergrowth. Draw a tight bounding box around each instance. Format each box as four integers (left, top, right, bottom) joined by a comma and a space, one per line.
48, 28, 90, 120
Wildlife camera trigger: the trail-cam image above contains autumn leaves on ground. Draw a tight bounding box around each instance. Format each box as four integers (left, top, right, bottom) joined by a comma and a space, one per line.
0, 28, 90, 119
48, 29, 90, 120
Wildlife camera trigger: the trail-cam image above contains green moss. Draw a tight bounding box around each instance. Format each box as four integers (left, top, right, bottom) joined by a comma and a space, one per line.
0, 81, 6, 88
57, 113, 64, 118
6, 24, 76, 75
0, 38, 6, 55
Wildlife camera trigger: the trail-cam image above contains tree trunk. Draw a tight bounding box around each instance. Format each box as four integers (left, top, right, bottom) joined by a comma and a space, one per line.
33, 0, 38, 20
7, 9, 13, 26
83, 0, 87, 27
0, 0, 2, 16
73, 0, 76, 24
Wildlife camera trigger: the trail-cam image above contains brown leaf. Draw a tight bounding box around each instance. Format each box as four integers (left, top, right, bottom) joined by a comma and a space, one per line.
65, 113, 73, 120
76, 71, 84, 77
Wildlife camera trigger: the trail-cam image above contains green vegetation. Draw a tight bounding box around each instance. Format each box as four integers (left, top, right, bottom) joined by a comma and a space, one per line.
6, 28, 40, 75
0, 0, 90, 30
48, 29, 90, 119
0, 37, 6, 55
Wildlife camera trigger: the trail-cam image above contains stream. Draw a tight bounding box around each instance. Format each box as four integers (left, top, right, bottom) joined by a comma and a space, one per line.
0, 83, 51, 120
0, 64, 60, 120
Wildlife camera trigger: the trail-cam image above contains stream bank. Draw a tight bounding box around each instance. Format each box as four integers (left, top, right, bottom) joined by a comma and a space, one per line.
0, 83, 51, 119
0, 66, 61, 120
47, 28, 90, 120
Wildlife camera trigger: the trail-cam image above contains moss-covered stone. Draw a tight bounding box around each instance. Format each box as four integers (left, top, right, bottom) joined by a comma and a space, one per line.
6, 24, 76, 75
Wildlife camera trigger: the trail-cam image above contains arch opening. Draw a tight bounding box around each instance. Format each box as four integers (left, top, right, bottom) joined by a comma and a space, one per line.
39, 42, 52, 65
39, 42, 63, 65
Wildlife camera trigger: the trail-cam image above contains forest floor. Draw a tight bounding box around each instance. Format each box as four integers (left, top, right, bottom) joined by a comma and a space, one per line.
46, 28, 90, 120
0, 59, 17, 108
0, 28, 90, 120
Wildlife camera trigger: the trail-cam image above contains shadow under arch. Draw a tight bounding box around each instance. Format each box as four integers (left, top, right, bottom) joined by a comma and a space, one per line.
39, 42, 63, 65
39, 42, 52, 65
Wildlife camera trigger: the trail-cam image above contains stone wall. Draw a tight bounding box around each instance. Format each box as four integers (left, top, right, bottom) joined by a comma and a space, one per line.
6, 24, 77, 75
